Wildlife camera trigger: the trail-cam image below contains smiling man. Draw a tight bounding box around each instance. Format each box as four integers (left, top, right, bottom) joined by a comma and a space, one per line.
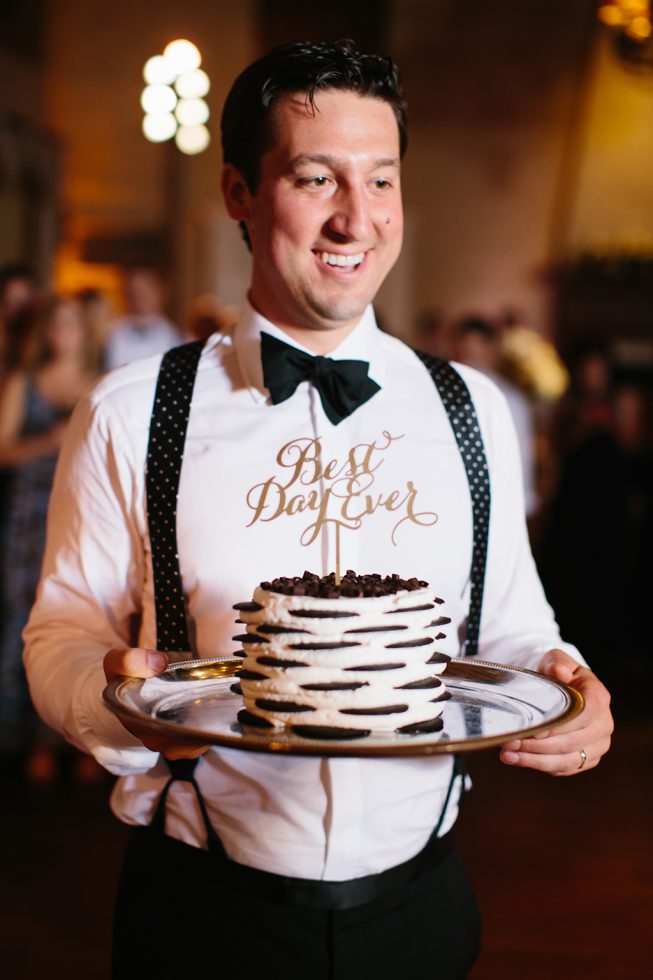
24, 40, 612, 980
223, 88, 403, 348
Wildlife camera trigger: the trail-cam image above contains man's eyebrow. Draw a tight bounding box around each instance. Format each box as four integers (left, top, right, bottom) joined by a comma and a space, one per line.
288, 154, 401, 171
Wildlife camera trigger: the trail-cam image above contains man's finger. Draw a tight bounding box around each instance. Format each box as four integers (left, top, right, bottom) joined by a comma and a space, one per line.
103, 647, 168, 682
501, 745, 598, 775
501, 735, 611, 774
502, 727, 596, 756
537, 648, 578, 681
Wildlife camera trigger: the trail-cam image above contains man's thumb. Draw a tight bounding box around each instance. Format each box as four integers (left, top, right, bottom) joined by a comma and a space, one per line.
104, 647, 168, 682
539, 648, 576, 684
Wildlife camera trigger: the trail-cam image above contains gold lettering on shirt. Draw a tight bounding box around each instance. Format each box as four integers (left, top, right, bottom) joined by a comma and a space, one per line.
246, 431, 437, 546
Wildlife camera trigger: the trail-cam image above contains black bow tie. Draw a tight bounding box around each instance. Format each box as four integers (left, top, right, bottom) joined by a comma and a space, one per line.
260, 332, 381, 425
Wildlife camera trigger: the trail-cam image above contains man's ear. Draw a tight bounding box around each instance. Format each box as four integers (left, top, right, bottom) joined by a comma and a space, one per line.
221, 165, 252, 222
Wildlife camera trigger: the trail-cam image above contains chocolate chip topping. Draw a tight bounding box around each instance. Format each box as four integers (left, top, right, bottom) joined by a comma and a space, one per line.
259, 570, 429, 598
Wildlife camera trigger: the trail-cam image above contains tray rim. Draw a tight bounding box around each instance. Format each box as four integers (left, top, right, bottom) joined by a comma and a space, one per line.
102, 657, 585, 758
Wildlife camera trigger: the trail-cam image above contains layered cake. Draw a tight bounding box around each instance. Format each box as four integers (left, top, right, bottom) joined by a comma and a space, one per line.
232, 571, 451, 740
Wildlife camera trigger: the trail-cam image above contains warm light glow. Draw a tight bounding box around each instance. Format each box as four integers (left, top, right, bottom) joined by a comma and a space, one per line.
142, 112, 177, 142
175, 124, 211, 155
598, 0, 652, 40
143, 54, 177, 86
598, 4, 625, 26
140, 84, 177, 114
501, 327, 569, 401
53, 244, 123, 309
175, 97, 210, 127
627, 14, 652, 36
175, 68, 211, 99
163, 39, 201, 74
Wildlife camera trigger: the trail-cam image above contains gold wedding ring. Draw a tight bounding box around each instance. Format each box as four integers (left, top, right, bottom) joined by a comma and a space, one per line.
578, 748, 587, 770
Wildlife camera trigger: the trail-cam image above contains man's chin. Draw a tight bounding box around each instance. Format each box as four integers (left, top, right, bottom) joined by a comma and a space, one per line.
304, 298, 373, 332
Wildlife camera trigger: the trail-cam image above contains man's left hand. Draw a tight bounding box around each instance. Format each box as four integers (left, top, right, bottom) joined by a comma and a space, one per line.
500, 648, 613, 775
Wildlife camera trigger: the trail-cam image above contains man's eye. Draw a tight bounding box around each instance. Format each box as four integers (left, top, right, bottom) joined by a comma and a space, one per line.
374, 178, 392, 190
299, 175, 330, 188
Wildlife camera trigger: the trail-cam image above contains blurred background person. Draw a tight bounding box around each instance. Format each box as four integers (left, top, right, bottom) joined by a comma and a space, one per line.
184, 293, 239, 343
0, 296, 101, 780
613, 382, 653, 664
103, 262, 181, 370
548, 339, 615, 462
537, 339, 627, 675
0, 262, 37, 381
0, 263, 40, 651
451, 315, 539, 518
414, 308, 446, 357
75, 287, 114, 362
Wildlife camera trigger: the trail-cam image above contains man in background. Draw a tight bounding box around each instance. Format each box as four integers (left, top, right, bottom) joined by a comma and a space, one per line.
452, 315, 538, 517
103, 263, 181, 369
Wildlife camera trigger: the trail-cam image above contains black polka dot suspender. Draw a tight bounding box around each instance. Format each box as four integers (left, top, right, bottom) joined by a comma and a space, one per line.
414, 351, 491, 658
145, 343, 490, 658
146, 339, 205, 654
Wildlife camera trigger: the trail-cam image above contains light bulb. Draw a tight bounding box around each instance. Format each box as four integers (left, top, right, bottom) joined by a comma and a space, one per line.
175, 124, 210, 155
163, 39, 201, 74
598, 4, 624, 26
143, 55, 177, 86
141, 84, 177, 114
175, 68, 211, 99
142, 113, 177, 142
175, 98, 210, 127
627, 15, 652, 39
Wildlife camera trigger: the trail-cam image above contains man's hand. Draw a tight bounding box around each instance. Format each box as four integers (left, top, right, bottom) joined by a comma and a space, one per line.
500, 648, 613, 776
104, 648, 212, 761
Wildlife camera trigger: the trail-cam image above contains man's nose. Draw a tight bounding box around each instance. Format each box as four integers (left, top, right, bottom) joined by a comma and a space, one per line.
327, 185, 373, 241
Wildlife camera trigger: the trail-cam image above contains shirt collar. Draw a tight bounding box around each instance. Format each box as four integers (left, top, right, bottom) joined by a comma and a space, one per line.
232, 299, 386, 403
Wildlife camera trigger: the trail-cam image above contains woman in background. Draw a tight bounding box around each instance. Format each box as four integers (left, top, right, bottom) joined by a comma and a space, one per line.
0, 296, 100, 780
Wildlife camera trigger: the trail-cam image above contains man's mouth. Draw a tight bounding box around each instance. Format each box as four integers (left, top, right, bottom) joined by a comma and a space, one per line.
316, 250, 366, 269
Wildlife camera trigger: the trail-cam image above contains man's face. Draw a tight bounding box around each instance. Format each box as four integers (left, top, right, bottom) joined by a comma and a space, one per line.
1, 277, 33, 319
224, 89, 403, 347
124, 269, 164, 317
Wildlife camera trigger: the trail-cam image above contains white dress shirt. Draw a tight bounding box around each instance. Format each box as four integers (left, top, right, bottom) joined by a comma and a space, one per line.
104, 314, 182, 370
24, 302, 583, 880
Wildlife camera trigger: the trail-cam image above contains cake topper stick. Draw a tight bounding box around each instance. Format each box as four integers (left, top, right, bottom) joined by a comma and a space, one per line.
335, 523, 341, 585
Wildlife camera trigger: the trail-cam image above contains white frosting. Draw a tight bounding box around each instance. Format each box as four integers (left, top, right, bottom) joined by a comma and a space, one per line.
235, 582, 450, 735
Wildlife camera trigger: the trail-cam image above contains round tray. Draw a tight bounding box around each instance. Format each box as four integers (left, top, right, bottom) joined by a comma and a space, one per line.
103, 657, 584, 757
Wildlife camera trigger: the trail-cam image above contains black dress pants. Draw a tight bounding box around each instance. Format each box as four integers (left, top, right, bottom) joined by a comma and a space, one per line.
112, 828, 481, 980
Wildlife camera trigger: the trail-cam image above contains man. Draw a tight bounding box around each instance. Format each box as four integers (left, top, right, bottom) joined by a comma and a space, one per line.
103, 262, 181, 369
24, 40, 612, 979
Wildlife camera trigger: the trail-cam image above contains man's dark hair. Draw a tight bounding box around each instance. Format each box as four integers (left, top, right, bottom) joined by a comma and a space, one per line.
0, 261, 34, 295
221, 38, 408, 195
455, 317, 496, 342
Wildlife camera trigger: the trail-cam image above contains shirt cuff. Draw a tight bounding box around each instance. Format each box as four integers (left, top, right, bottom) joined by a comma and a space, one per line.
70, 663, 160, 776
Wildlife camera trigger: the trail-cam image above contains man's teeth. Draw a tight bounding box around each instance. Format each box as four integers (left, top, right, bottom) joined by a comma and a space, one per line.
319, 251, 364, 267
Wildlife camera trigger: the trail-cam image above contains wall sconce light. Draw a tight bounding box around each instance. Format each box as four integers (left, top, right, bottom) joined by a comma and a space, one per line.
598, 1, 653, 70
141, 39, 211, 154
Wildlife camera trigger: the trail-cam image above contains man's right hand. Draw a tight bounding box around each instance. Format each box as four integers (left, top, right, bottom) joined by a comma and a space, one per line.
104, 648, 212, 760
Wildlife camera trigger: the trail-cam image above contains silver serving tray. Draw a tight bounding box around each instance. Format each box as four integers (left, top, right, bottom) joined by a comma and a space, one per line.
103, 657, 584, 757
